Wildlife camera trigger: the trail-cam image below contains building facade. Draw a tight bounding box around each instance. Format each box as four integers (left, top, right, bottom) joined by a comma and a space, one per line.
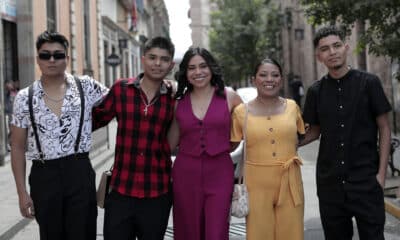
188, 0, 216, 49
0, 0, 17, 164
101, 0, 169, 87
277, 0, 393, 101
0, 0, 170, 165
277, 0, 396, 128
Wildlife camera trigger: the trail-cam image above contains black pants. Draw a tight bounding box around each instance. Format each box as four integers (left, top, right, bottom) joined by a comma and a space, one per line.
103, 191, 172, 240
319, 183, 385, 240
29, 153, 97, 240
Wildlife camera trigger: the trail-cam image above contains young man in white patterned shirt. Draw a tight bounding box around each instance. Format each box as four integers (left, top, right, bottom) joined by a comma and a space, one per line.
10, 30, 108, 240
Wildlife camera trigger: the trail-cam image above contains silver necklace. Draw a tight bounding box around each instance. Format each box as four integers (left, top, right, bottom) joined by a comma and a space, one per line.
42, 83, 66, 102
43, 89, 65, 102
139, 90, 158, 116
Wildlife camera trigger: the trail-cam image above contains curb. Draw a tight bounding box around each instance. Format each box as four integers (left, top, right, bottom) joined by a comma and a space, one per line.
385, 198, 400, 219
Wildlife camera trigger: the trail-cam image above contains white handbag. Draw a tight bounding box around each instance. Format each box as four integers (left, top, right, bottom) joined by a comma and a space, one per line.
231, 104, 249, 218
231, 182, 249, 218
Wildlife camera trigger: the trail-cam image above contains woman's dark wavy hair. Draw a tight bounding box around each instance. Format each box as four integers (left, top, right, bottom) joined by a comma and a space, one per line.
175, 47, 225, 99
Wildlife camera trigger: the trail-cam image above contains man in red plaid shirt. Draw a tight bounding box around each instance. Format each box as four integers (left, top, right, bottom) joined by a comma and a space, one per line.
93, 37, 175, 240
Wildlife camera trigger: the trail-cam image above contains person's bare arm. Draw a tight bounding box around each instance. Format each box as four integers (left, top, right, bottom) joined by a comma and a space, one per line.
167, 101, 180, 151
298, 124, 320, 146
11, 125, 34, 219
226, 88, 243, 113
376, 113, 391, 188
167, 116, 180, 152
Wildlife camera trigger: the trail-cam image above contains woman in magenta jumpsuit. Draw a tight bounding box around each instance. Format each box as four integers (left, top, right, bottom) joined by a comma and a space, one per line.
168, 47, 242, 240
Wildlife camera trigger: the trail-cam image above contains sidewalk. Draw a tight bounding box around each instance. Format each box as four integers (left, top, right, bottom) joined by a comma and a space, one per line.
300, 141, 400, 239
385, 136, 400, 219
0, 145, 115, 240
0, 140, 399, 239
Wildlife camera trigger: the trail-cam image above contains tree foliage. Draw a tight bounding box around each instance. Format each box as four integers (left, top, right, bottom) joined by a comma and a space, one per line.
209, 0, 282, 86
301, 0, 400, 61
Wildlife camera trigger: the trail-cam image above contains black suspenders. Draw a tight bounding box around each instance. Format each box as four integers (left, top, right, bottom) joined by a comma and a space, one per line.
28, 76, 85, 161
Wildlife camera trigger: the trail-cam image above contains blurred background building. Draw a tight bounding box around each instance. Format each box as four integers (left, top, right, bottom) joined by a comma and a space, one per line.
188, 0, 398, 131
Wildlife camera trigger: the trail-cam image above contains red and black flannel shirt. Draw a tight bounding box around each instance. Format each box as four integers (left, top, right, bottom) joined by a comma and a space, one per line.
93, 74, 175, 198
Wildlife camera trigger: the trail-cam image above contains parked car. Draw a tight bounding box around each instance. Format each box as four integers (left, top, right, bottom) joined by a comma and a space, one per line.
230, 87, 257, 178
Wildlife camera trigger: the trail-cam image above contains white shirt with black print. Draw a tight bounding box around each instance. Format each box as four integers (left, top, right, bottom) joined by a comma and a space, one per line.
11, 73, 108, 161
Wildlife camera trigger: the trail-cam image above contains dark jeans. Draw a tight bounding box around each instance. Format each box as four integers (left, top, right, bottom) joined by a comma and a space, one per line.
103, 191, 172, 240
29, 153, 97, 240
319, 181, 385, 240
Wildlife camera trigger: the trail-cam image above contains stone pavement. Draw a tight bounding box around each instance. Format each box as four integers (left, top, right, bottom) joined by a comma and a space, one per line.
0, 140, 399, 239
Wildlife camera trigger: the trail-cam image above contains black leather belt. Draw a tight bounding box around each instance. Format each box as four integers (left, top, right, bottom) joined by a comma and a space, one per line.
32, 152, 89, 166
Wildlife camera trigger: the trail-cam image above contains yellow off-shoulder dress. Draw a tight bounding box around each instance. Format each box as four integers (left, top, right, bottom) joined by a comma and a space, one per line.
231, 99, 305, 240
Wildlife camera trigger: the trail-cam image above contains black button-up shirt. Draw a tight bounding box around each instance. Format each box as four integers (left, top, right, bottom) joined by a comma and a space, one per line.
303, 69, 391, 201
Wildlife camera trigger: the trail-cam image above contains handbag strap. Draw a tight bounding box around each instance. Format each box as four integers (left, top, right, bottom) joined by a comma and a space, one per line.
237, 103, 249, 184
28, 76, 85, 160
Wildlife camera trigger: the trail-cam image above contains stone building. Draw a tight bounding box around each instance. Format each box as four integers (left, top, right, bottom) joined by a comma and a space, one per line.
0, 0, 170, 165
277, 0, 393, 100
188, 0, 217, 49
277, 0, 397, 129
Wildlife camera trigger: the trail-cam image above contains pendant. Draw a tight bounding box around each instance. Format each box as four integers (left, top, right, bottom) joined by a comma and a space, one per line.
144, 106, 148, 116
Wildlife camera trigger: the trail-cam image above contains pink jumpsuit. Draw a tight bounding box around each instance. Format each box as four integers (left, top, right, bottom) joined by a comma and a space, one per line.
172, 91, 234, 240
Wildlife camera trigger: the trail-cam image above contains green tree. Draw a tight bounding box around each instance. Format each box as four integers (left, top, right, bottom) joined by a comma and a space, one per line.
301, 0, 400, 68
209, 0, 282, 86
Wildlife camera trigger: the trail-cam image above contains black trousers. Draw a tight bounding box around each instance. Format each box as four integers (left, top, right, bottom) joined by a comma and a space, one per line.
319, 182, 385, 240
29, 153, 98, 240
103, 191, 172, 240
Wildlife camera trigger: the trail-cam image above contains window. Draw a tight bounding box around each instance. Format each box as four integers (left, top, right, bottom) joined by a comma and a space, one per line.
83, 0, 92, 72
295, 28, 304, 41
111, 46, 117, 84
46, 0, 56, 31
2, 20, 18, 83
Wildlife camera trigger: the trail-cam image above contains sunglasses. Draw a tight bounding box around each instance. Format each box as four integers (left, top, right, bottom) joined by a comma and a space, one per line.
38, 52, 67, 60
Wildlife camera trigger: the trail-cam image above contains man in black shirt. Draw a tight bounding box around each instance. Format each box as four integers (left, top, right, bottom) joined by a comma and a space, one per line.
301, 26, 391, 240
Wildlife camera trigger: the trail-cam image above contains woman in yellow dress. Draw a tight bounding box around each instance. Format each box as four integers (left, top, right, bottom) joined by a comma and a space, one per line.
231, 58, 305, 240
